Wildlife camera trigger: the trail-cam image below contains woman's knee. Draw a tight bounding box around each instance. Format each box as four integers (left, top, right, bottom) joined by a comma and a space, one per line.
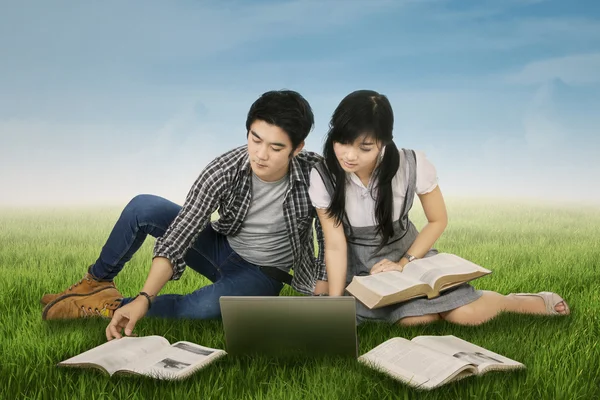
397, 313, 441, 326
440, 303, 485, 326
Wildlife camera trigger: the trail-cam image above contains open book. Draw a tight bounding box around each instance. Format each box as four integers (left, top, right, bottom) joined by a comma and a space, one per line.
58, 336, 226, 380
346, 253, 491, 309
359, 335, 524, 390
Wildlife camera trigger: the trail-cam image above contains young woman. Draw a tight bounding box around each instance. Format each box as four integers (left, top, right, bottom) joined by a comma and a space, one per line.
309, 90, 569, 326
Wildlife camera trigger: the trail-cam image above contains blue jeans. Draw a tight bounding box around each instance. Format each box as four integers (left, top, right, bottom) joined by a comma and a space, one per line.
88, 194, 284, 319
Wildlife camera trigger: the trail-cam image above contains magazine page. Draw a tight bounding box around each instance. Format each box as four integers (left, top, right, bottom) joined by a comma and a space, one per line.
411, 335, 524, 374
359, 337, 474, 389
122, 341, 226, 380
404, 254, 491, 288
58, 336, 171, 376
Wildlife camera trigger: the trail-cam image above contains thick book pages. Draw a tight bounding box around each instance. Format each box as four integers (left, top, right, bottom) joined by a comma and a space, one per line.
58, 336, 227, 380
358, 337, 475, 389
358, 335, 524, 390
346, 253, 491, 309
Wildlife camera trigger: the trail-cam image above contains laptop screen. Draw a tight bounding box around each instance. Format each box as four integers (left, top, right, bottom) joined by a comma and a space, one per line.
219, 296, 358, 358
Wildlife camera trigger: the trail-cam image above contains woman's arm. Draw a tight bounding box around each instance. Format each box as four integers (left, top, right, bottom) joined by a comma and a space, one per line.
371, 185, 448, 273
403, 185, 448, 263
316, 208, 348, 296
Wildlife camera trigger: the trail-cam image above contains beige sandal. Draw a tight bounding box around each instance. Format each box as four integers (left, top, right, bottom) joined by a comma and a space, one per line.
508, 292, 570, 315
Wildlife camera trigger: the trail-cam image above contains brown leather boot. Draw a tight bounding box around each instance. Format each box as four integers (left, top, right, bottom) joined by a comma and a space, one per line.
42, 287, 123, 320
40, 272, 117, 305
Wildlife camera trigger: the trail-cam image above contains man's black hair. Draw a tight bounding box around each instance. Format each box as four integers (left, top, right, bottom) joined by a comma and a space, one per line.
246, 90, 314, 149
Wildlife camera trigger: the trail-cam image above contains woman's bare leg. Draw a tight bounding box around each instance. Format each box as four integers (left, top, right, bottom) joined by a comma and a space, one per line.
440, 290, 568, 326
397, 313, 442, 326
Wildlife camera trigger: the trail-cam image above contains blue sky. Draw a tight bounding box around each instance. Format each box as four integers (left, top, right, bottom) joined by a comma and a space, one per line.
1, 0, 599, 206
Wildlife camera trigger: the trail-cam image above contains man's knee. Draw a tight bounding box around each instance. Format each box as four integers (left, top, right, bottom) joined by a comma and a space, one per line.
124, 194, 162, 218
122, 194, 179, 231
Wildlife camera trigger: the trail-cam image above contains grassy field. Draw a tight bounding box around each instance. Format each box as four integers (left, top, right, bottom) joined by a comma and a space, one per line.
0, 199, 599, 399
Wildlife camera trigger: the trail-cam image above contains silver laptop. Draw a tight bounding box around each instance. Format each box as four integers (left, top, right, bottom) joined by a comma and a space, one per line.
219, 296, 358, 358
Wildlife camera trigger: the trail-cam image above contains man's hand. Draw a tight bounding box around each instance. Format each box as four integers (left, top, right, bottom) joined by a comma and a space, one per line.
105, 297, 149, 341
370, 258, 405, 275
314, 279, 329, 295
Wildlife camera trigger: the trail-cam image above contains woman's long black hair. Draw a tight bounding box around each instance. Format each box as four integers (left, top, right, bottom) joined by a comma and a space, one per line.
323, 90, 400, 249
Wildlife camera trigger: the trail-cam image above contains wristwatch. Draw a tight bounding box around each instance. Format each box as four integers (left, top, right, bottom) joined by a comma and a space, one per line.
403, 254, 417, 263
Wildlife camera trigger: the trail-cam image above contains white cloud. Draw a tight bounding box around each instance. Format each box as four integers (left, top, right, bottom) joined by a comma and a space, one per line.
523, 114, 566, 150
522, 80, 568, 149
375, 83, 600, 203
507, 53, 600, 85
1, 1, 598, 206
0, 1, 403, 71
446, 79, 600, 202
0, 107, 236, 206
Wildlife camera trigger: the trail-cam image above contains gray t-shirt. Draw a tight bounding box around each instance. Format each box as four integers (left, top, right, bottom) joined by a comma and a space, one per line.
227, 172, 294, 271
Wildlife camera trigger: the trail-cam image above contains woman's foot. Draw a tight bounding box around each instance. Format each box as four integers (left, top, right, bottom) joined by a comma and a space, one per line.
508, 292, 570, 315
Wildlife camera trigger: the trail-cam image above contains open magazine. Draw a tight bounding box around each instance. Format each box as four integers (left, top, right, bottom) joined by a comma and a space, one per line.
359, 335, 524, 390
57, 336, 226, 380
346, 253, 492, 309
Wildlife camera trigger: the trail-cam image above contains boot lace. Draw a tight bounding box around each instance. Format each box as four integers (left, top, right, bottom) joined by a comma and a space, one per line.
80, 300, 120, 318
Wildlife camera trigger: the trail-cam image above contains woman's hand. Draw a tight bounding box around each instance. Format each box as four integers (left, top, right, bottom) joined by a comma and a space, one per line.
370, 258, 406, 274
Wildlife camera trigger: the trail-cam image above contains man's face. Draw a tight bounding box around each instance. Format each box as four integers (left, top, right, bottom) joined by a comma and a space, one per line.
247, 120, 304, 182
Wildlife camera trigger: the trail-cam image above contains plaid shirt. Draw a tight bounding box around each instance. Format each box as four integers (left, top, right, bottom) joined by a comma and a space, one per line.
153, 145, 326, 295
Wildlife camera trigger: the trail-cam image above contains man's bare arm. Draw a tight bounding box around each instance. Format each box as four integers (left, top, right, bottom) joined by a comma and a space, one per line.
106, 257, 174, 340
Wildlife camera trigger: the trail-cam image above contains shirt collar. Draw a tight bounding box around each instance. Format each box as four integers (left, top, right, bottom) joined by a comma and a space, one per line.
289, 154, 307, 185
240, 149, 252, 174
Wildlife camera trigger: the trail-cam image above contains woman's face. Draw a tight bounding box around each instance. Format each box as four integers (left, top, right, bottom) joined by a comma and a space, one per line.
333, 135, 382, 175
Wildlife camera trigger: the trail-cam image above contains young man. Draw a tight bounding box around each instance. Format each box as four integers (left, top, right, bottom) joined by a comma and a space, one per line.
41, 90, 328, 340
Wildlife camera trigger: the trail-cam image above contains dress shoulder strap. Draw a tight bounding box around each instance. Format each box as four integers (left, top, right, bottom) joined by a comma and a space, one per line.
313, 161, 336, 198
396, 148, 417, 230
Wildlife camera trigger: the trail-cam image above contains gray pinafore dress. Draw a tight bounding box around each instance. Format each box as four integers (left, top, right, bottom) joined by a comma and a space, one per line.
314, 149, 483, 324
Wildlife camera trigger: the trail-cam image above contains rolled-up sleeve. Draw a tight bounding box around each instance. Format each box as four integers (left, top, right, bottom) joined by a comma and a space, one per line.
153, 157, 228, 280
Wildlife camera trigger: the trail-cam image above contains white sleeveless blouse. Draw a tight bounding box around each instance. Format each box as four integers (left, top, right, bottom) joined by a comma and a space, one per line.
308, 150, 438, 228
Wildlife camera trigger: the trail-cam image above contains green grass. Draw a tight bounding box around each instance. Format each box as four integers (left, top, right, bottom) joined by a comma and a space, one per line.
0, 199, 599, 399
